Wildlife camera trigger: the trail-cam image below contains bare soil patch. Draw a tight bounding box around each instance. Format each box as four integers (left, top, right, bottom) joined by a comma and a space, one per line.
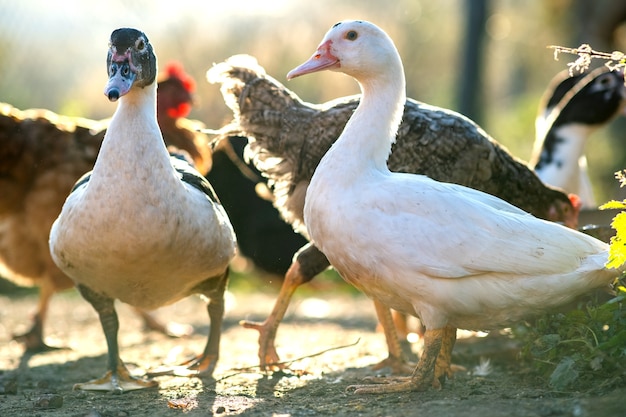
0, 281, 623, 417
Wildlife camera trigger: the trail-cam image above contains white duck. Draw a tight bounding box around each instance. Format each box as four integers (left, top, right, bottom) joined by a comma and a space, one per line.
287, 20, 622, 394
531, 67, 626, 208
49, 28, 236, 393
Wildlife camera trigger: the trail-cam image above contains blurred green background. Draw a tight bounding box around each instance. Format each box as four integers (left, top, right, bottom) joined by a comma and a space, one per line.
1, 0, 625, 202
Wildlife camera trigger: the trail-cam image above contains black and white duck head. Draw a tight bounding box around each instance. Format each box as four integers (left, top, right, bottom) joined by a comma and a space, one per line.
104, 28, 157, 102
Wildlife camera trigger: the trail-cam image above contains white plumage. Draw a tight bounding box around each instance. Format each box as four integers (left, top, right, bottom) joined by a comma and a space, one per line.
288, 20, 620, 394
49, 28, 236, 392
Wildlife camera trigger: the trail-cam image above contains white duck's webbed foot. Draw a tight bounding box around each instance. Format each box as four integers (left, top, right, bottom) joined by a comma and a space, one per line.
347, 327, 445, 394
434, 326, 465, 387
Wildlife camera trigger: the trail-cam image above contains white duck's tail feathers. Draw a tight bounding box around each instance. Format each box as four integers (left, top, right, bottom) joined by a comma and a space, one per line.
584, 250, 626, 293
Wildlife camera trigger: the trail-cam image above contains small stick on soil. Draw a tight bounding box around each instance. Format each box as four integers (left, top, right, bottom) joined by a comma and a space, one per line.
216, 338, 361, 381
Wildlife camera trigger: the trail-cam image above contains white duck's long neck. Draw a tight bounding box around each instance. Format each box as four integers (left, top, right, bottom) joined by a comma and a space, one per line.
331, 69, 406, 174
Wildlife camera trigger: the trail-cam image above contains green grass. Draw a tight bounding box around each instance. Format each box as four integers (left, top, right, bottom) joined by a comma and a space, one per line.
513, 276, 626, 391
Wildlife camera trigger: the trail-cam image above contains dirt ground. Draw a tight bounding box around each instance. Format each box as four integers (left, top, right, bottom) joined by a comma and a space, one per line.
1, 278, 624, 417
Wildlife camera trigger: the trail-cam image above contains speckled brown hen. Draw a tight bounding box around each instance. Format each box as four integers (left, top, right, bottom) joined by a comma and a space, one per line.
207, 54, 580, 372
0, 104, 106, 352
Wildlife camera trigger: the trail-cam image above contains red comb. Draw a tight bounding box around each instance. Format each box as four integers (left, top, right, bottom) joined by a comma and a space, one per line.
167, 102, 192, 118
164, 61, 196, 93
568, 193, 582, 210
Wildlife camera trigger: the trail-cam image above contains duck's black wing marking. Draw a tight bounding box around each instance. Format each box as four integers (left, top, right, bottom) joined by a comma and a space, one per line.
170, 154, 220, 204
70, 171, 92, 193
69, 155, 219, 204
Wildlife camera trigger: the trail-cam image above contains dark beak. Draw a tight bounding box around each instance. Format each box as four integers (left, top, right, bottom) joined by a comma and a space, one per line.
104, 61, 136, 102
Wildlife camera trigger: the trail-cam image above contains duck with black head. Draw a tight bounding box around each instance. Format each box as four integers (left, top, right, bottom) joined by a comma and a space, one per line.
49, 28, 236, 393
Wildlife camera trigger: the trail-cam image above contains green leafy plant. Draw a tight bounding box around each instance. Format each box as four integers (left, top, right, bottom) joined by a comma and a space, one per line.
513, 167, 626, 391
515, 282, 626, 391
601, 170, 626, 269
513, 48, 626, 392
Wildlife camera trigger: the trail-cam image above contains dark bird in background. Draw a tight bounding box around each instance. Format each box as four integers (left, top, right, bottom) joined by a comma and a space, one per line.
208, 136, 308, 277
531, 66, 626, 208
49, 28, 236, 392
207, 54, 580, 371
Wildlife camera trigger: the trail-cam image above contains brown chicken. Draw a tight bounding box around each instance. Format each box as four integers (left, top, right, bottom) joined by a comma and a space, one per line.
207, 54, 580, 371
0, 63, 210, 352
157, 62, 212, 175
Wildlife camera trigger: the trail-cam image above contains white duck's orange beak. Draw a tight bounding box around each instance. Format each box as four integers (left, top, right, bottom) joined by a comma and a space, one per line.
287, 40, 340, 80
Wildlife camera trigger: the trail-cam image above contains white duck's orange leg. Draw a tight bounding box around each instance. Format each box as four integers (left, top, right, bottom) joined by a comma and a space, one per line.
433, 326, 464, 388
347, 327, 445, 394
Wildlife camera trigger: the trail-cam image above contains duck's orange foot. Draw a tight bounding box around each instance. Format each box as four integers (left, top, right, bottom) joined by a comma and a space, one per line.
146, 353, 218, 378
239, 320, 283, 371
73, 366, 158, 393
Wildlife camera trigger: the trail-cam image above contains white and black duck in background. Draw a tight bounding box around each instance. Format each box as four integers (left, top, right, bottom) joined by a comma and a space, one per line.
531, 66, 626, 208
286, 20, 622, 394
49, 28, 236, 393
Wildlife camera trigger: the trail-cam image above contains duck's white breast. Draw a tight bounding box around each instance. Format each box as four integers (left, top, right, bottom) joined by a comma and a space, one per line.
49, 107, 236, 310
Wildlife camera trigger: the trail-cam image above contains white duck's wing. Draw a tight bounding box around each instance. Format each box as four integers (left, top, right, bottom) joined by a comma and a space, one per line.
369, 173, 607, 279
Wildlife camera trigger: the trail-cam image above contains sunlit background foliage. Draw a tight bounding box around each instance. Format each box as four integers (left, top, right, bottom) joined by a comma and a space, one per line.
2, 0, 626, 203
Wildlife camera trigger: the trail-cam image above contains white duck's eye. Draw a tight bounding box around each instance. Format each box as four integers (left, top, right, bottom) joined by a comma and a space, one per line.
136, 38, 146, 51
346, 30, 358, 41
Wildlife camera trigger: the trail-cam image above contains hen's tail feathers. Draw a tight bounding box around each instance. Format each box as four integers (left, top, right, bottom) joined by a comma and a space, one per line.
207, 55, 303, 134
